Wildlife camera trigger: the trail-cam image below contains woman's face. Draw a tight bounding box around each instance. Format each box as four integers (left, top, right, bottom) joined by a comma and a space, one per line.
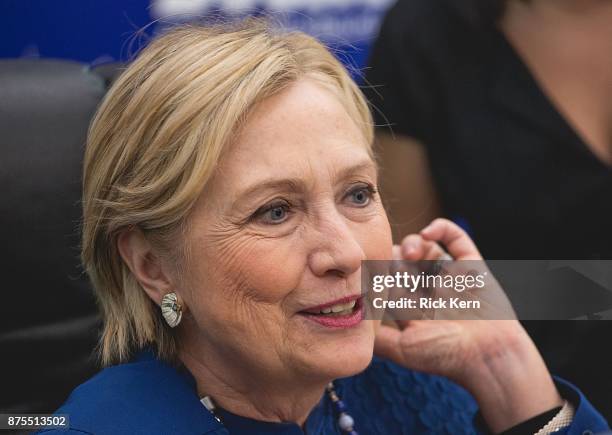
177, 78, 392, 385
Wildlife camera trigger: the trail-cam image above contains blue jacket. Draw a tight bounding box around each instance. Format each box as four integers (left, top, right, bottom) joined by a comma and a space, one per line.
38, 350, 609, 435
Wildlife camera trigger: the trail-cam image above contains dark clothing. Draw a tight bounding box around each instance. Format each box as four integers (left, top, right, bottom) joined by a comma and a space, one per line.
364, 0, 612, 418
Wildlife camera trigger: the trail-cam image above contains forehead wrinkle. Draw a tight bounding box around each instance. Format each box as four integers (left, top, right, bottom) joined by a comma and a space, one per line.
226, 151, 377, 213
230, 178, 305, 210
204, 78, 374, 215
326, 158, 378, 185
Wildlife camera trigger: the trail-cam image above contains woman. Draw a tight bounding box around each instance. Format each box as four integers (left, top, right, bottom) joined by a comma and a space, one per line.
38, 20, 607, 435
364, 0, 612, 417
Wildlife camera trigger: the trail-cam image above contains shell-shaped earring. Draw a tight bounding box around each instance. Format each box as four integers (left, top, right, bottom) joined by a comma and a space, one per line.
161, 292, 183, 328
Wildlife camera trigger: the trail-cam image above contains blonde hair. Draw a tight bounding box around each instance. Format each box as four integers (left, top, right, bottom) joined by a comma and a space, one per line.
82, 18, 374, 366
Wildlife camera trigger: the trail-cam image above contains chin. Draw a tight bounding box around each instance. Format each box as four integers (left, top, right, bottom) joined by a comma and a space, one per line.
300, 320, 377, 381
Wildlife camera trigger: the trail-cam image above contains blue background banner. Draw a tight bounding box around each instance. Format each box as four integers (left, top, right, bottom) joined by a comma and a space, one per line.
0, 0, 393, 72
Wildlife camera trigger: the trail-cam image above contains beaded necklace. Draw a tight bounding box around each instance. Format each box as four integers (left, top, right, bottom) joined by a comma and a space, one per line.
200, 381, 359, 434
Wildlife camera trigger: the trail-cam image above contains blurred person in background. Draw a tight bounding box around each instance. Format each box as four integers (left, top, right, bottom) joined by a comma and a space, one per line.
364, 0, 612, 418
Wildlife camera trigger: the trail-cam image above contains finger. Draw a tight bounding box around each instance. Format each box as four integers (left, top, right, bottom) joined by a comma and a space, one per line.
420, 218, 481, 260
374, 325, 405, 365
421, 239, 447, 261
400, 234, 425, 260
400, 234, 447, 261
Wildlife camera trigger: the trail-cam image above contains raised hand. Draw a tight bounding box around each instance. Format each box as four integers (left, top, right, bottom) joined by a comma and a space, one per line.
374, 219, 563, 433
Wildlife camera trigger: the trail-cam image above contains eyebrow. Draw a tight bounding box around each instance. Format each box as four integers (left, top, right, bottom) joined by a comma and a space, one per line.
230, 159, 377, 210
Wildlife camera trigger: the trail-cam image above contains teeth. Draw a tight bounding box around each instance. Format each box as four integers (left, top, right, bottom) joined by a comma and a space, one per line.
319, 300, 356, 315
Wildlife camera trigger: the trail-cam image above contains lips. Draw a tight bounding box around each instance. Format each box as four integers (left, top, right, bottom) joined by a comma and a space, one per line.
298, 295, 364, 328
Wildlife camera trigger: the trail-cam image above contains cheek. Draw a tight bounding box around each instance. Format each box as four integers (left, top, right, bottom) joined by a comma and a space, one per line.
195, 230, 304, 306
356, 211, 393, 261
232, 241, 304, 302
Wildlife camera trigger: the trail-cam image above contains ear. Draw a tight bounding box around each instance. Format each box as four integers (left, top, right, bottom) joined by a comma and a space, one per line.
116, 227, 174, 306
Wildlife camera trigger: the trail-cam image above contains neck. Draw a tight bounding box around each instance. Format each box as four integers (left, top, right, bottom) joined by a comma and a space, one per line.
178, 346, 328, 426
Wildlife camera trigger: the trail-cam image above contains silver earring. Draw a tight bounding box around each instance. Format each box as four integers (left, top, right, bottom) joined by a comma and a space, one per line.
161, 292, 183, 328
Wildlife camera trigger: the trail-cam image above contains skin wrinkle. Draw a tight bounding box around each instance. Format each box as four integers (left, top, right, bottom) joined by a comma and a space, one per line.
171, 77, 392, 425
85, 23, 377, 372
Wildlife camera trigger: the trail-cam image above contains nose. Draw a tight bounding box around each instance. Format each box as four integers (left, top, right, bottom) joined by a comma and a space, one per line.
307, 210, 366, 278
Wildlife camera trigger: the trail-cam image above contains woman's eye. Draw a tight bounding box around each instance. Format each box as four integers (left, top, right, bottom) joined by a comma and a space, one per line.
268, 206, 287, 221
254, 203, 291, 225
347, 185, 375, 206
